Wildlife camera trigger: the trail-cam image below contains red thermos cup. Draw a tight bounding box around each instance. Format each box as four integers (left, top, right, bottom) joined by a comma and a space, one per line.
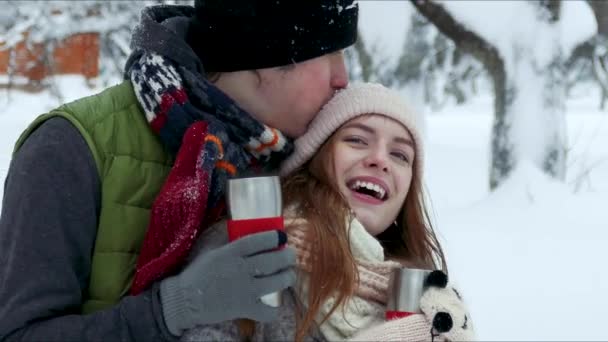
386, 268, 432, 320
226, 175, 284, 307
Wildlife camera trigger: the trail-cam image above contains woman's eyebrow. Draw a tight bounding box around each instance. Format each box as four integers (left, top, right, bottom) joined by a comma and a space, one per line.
342, 122, 414, 147
394, 136, 414, 147
342, 122, 374, 134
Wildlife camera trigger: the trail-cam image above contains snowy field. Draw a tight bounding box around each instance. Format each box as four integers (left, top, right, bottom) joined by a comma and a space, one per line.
426, 89, 608, 341
1, 75, 607, 340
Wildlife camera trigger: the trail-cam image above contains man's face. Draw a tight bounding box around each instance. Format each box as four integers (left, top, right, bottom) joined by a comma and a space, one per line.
237, 51, 349, 138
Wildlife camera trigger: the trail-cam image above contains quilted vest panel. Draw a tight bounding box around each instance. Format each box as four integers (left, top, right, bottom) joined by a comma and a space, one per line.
14, 81, 173, 313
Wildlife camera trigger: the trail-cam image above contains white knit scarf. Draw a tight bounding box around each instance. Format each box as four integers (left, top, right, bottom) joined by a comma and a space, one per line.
286, 217, 401, 341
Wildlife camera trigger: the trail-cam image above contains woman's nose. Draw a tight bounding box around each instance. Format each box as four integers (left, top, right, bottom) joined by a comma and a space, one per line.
363, 149, 389, 172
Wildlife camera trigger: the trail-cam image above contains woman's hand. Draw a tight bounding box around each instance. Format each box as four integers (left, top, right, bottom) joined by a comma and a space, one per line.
350, 270, 475, 342
420, 270, 475, 341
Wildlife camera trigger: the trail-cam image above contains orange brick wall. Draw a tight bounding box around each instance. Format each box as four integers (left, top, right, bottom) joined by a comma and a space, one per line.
0, 32, 99, 82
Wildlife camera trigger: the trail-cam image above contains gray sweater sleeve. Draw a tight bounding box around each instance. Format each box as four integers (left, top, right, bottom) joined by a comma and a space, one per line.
0, 117, 177, 341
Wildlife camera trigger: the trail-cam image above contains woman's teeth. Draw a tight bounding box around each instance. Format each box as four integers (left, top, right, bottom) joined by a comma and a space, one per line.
350, 180, 386, 200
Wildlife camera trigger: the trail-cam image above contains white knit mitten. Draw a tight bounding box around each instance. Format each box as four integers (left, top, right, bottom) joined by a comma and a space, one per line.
350, 270, 475, 342
420, 271, 475, 341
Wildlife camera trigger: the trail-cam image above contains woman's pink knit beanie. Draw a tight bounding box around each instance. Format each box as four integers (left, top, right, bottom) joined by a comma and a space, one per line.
280, 82, 424, 177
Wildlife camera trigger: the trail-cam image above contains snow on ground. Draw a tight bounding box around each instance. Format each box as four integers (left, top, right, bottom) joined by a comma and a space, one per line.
1, 75, 607, 340
425, 85, 608, 340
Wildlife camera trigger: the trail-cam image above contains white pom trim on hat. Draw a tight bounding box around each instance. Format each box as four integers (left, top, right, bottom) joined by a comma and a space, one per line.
280, 82, 425, 178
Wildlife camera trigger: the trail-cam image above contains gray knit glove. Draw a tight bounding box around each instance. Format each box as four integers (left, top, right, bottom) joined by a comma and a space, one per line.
420, 271, 476, 341
159, 230, 296, 336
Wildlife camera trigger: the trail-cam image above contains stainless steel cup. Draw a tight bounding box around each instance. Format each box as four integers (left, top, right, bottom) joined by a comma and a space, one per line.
227, 176, 282, 221
227, 175, 283, 307
386, 268, 432, 319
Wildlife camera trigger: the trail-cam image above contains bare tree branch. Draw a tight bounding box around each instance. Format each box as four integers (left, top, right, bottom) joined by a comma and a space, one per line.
539, 0, 561, 21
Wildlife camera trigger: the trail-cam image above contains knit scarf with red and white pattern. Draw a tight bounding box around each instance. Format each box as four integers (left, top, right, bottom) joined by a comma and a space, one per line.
128, 52, 292, 294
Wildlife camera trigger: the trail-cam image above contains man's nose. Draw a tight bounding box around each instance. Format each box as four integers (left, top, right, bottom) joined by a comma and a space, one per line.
330, 51, 348, 90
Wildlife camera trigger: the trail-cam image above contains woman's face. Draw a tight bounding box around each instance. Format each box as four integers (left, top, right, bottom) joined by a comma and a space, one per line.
214, 51, 348, 138
328, 114, 415, 236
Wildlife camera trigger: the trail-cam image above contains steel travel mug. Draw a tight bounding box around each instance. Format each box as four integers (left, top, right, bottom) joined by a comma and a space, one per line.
386, 268, 432, 320
226, 175, 284, 307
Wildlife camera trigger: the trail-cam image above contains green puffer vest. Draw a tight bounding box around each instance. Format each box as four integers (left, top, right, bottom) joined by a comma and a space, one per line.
13, 81, 174, 314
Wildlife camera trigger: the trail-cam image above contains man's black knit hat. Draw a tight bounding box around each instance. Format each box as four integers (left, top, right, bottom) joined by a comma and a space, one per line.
187, 0, 358, 72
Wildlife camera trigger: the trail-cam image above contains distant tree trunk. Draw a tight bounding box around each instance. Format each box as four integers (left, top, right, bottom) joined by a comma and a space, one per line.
592, 50, 608, 110
538, 1, 567, 180
353, 28, 374, 82
411, 0, 567, 189
584, 0, 608, 110
588, 0, 608, 37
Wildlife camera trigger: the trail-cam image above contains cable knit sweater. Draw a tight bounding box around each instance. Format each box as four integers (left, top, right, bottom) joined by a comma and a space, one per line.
182, 217, 436, 342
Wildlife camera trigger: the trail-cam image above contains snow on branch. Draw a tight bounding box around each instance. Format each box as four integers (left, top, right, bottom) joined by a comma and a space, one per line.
410, 0, 502, 75
434, 0, 597, 71
560, 1, 597, 55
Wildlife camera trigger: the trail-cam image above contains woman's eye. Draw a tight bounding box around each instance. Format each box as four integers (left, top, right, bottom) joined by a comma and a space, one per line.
344, 136, 366, 145
392, 152, 410, 163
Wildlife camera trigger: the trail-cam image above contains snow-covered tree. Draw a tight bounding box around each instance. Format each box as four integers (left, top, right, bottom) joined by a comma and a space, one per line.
412, 0, 597, 189
394, 12, 485, 110
347, 7, 485, 110
345, 28, 398, 86
345, 28, 374, 82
